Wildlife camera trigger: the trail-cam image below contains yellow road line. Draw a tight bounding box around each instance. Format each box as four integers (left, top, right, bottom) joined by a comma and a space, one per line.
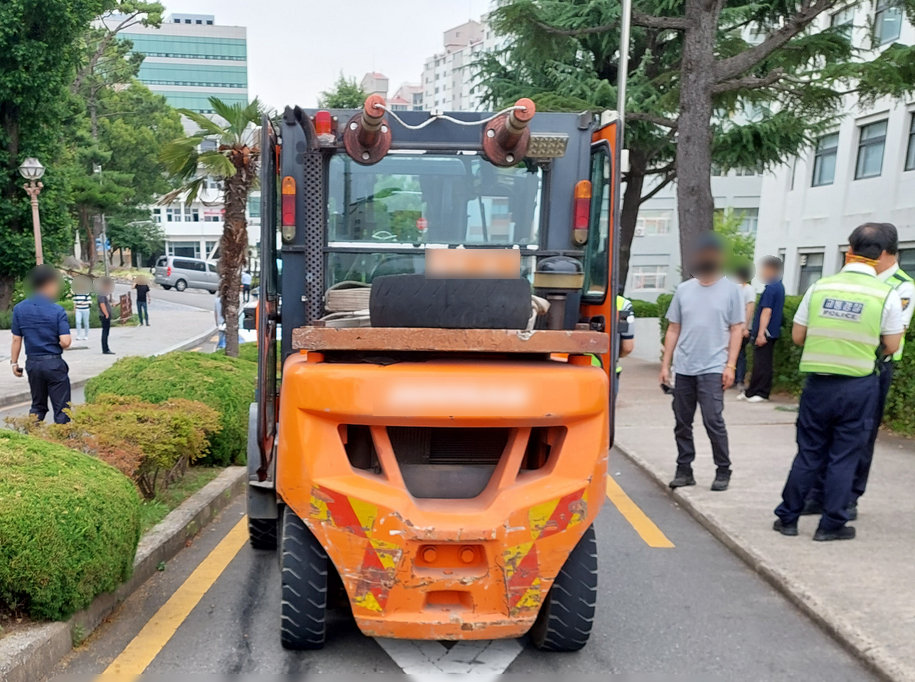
100, 517, 249, 679
606, 476, 675, 548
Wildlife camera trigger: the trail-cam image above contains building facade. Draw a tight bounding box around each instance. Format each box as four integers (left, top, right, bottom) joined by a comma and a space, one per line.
754, 3, 915, 294
113, 13, 257, 262
422, 20, 490, 111
625, 173, 763, 300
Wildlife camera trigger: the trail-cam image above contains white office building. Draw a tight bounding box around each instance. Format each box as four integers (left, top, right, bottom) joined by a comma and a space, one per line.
625, 173, 763, 300
754, 2, 915, 294
111, 13, 258, 261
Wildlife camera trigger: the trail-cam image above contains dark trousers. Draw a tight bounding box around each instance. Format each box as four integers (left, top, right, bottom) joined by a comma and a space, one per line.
100, 315, 111, 353
775, 373, 878, 532
137, 300, 149, 325
806, 362, 893, 508
735, 336, 750, 385
26, 355, 71, 424
854, 361, 893, 503
672, 373, 731, 474
745, 338, 777, 399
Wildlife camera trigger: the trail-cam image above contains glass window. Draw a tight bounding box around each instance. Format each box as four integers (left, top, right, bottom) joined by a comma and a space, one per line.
874, 0, 902, 44
154, 91, 248, 114
830, 6, 855, 38
630, 265, 668, 291
636, 210, 672, 236
812, 133, 839, 186
121, 33, 247, 61
169, 243, 201, 259
855, 120, 888, 179
205, 241, 218, 258
737, 208, 759, 235
584, 144, 611, 302
248, 195, 261, 218
905, 114, 915, 172
899, 247, 915, 273
327, 154, 542, 247
152, 208, 162, 223
798, 252, 824, 292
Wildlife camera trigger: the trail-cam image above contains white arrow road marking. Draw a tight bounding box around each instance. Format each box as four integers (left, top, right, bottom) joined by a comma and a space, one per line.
375, 637, 524, 676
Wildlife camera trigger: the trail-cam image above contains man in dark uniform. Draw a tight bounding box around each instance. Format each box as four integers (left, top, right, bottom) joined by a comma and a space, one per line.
10, 265, 73, 423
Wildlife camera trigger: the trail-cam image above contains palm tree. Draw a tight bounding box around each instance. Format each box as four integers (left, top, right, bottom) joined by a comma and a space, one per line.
160, 97, 261, 357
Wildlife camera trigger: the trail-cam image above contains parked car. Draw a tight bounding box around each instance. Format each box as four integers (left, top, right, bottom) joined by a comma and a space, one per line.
154, 256, 219, 293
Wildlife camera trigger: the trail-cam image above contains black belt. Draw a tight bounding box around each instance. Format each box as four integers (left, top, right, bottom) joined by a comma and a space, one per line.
27, 353, 62, 359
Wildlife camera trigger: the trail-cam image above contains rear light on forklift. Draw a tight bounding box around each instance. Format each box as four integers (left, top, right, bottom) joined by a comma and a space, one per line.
314, 110, 334, 144
572, 180, 592, 245
281, 176, 296, 242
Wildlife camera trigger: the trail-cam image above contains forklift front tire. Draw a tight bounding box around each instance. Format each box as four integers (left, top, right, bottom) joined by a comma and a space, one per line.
529, 524, 598, 652
248, 517, 278, 550
280, 506, 328, 650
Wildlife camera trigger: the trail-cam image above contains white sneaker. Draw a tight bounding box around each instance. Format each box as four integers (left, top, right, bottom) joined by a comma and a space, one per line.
745, 395, 768, 403
736, 391, 747, 401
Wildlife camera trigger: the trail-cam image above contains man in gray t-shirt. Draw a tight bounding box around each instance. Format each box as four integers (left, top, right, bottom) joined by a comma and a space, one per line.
660, 233, 745, 492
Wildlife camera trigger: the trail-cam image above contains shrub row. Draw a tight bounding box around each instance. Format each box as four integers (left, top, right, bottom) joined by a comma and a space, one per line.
0, 431, 141, 621
656, 292, 915, 435
9, 396, 221, 499
85, 351, 257, 466
630, 299, 659, 318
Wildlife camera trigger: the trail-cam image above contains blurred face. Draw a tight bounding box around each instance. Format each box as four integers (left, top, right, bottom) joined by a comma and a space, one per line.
691, 247, 723, 278
38, 278, 61, 300
760, 264, 778, 282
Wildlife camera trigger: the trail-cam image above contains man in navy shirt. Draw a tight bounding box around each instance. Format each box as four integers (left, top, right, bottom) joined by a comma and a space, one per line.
741, 256, 786, 402
10, 265, 73, 423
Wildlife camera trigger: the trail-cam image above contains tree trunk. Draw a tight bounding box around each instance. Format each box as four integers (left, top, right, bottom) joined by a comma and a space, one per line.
220, 171, 252, 358
618, 150, 648, 295
0, 275, 15, 311
675, 0, 720, 279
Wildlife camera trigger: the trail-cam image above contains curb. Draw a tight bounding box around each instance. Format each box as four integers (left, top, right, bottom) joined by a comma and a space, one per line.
614, 441, 904, 682
0, 326, 217, 410
0, 466, 246, 682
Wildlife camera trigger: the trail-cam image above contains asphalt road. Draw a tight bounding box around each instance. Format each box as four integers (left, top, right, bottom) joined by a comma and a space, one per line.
48, 451, 874, 680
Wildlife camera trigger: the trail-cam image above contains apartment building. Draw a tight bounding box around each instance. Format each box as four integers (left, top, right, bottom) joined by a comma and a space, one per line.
754, 3, 915, 294
422, 20, 490, 111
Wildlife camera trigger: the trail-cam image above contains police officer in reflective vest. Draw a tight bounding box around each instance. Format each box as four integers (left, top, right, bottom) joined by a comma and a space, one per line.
617, 295, 635, 378
801, 223, 914, 520
774, 224, 904, 541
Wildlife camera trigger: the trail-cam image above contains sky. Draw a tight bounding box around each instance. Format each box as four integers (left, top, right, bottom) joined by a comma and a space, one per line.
160, 0, 492, 110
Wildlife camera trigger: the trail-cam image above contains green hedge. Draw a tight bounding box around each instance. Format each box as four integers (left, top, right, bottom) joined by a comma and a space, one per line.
657, 290, 915, 435
630, 299, 659, 318
0, 431, 141, 621
85, 352, 257, 466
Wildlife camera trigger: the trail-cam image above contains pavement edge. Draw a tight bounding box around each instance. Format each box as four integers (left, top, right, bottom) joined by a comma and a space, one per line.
0, 465, 246, 682
0, 326, 216, 409
613, 442, 904, 682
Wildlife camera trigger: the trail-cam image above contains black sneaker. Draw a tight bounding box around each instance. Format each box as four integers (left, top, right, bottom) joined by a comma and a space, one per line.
813, 526, 856, 542
103, 350, 116, 355
846, 503, 858, 521
710, 472, 730, 492
669, 471, 696, 489
773, 519, 799, 536
800, 498, 823, 516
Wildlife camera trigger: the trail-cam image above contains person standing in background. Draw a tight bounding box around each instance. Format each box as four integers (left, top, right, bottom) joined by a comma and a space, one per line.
660, 233, 745, 492
10, 265, 73, 423
72, 276, 92, 342
741, 256, 785, 403
133, 275, 151, 327
97, 277, 115, 355
733, 264, 756, 391
242, 270, 253, 303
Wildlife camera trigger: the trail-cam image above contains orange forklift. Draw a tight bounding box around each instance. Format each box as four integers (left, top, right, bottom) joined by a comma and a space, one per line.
246, 95, 621, 651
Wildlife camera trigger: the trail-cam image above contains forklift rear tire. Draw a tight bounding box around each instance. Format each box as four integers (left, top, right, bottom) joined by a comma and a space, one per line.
248, 517, 277, 550
280, 506, 328, 650
529, 524, 597, 652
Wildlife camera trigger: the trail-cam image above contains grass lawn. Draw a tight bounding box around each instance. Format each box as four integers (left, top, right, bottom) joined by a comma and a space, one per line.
138, 467, 223, 535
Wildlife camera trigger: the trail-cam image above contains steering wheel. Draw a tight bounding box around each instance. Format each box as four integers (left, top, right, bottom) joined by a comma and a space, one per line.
371, 230, 398, 241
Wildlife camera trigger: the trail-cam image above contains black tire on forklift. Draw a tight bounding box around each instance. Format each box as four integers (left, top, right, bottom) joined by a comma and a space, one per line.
529, 524, 598, 652
248, 517, 277, 550
280, 506, 328, 650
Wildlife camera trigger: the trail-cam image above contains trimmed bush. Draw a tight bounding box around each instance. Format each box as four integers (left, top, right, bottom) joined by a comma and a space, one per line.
85, 352, 256, 466
0, 431, 141, 621
630, 299, 659, 318
8, 396, 221, 499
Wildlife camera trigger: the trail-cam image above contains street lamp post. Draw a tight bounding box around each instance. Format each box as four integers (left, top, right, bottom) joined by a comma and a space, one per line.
19, 157, 46, 265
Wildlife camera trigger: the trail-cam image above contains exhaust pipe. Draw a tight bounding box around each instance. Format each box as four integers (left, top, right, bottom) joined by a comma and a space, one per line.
344, 94, 392, 165
482, 98, 536, 167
